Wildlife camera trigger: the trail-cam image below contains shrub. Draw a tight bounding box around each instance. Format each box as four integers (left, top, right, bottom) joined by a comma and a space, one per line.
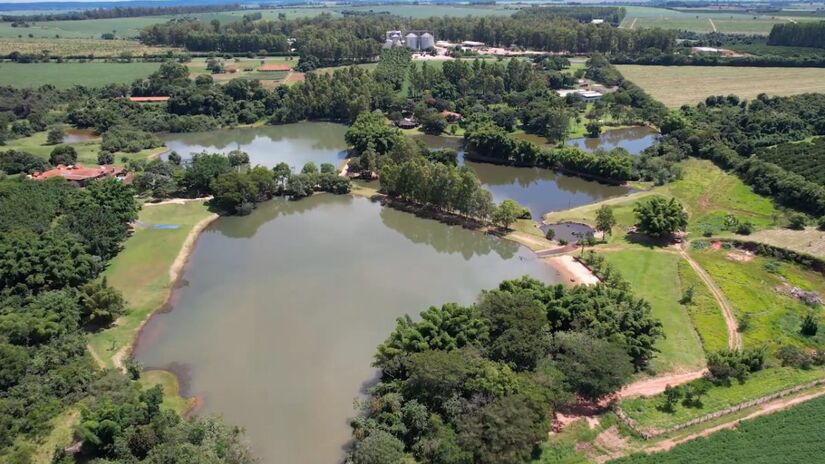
545, 228, 556, 241
97, 151, 114, 165
49, 145, 77, 166
801, 313, 818, 336
788, 213, 807, 230
776, 346, 813, 369
736, 221, 754, 235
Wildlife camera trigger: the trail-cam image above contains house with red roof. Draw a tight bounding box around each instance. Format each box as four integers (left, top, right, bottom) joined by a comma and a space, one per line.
128, 96, 170, 103
30, 164, 133, 186
257, 64, 292, 72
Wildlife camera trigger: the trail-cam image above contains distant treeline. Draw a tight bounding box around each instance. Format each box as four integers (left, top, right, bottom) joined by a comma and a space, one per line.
0, 3, 241, 22
768, 21, 825, 48
513, 5, 626, 26
139, 12, 676, 61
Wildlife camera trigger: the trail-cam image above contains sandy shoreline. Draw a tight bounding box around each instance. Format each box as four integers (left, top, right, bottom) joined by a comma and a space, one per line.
544, 255, 600, 286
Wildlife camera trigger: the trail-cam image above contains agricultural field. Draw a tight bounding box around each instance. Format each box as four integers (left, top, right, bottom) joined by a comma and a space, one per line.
603, 249, 707, 373
755, 137, 825, 185
187, 57, 297, 86
0, 37, 174, 56
689, 246, 825, 353
613, 392, 825, 463
619, 366, 825, 430
727, 42, 825, 57
0, 61, 161, 88
748, 227, 825, 259
619, 6, 819, 35
617, 65, 825, 107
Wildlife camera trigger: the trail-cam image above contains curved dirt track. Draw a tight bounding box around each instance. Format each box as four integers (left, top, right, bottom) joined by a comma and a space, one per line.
618, 369, 709, 399
679, 245, 742, 349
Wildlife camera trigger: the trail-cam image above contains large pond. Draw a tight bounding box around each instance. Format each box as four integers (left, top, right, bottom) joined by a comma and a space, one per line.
162, 121, 349, 169
413, 135, 631, 220
133, 194, 561, 463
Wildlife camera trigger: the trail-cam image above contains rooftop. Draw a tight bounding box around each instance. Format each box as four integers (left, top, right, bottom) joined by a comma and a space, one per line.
30, 164, 129, 183
128, 96, 170, 102
257, 64, 292, 72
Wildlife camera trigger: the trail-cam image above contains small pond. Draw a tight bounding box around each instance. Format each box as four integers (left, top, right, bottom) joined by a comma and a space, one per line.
565, 126, 659, 155
62, 128, 97, 144
540, 222, 595, 243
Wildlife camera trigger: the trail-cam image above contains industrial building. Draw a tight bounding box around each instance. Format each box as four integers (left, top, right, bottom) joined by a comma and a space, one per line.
383, 30, 435, 50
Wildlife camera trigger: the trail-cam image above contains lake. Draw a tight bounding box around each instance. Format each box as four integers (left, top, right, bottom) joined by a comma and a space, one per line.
162, 122, 349, 169
565, 126, 659, 155
133, 194, 561, 463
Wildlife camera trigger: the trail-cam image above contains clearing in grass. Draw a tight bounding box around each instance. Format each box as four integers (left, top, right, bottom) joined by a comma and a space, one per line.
88, 200, 216, 369
617, 65, 825, 107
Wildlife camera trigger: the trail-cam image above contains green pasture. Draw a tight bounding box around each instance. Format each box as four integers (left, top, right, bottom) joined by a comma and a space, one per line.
0, 61, 161, 88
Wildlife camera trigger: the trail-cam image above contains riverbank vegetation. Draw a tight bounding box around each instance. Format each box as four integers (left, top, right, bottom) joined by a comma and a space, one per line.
0, 175, 249, 463
348, 275, 662, 463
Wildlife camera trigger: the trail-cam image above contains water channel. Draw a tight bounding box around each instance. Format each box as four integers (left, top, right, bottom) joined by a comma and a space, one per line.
137, 123, 658, 462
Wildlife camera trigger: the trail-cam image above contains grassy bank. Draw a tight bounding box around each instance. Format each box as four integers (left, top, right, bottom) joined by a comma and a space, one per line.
619, 367, 825, 430
138, 370, 197, 416
4, 130, 166, 166
88, 200, 216, 369
604, 249, 706, 373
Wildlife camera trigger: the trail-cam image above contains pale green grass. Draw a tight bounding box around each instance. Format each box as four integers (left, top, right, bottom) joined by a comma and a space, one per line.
0, 62, 161, 88
678, 259, 729, 353
31, 407, 79, 464
619, 366, 825, 430
88, 201, 214, 368
4, 130, 165, 166
604, 249, 706, 373
139, 370, 196, 416
690, 248, 825, 353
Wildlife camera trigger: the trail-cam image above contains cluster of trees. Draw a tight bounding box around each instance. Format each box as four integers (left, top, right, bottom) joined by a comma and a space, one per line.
465, 120, 636, 182
513, 5, 626, 26
611, 50, 825, 68
100, 126, 162, 154
645, 92, 825, 216
348, 275, 662, 463
130, 151, 350, 215
768, 21, 825, 48
139, 10, 676, 59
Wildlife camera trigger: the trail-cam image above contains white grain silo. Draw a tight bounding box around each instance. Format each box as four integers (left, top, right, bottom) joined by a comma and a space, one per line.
405, 32, 418, 50
419, 32, 434, 50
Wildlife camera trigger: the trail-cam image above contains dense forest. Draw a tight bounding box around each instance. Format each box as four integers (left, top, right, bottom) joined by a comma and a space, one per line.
139, 11, 676, 61
768, 21, 825, 48
512, 5, 626, 26
0, 176, 253, 463
345, 274, 662, 463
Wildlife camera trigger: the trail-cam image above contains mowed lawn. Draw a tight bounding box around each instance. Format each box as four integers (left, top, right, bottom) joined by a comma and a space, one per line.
88, 201, 215, 368
0, 62, 161, 88
617, 65, 825, 107
603, 249, 706, 373
4, 130, 165, 166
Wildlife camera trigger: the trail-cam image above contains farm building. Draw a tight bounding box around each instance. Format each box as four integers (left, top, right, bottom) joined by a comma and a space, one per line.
30, 164, 132, 186
440, 111, 462, 122
555, 89, 603, 101
462, 41, 485, 48
128, 96, 170, 103
396, 117, 418, 129
258, 64, 292, 72
405, 33, 419, 50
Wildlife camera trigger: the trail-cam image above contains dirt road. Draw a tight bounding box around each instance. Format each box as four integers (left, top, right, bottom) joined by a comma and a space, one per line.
619, 369, 709, 399
679, 245, 742, 349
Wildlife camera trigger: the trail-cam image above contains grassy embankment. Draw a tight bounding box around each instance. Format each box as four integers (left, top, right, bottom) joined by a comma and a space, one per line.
4, 130, 166, 166
617, 65, 825, 107
88, 200, 215, 369
0, 61, 161, 88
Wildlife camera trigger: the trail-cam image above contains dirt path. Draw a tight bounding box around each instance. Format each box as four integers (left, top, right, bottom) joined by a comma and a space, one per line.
708, 17, 718, 32
628, 17, 638, 29
645, 386, 825, 453
143, 196, 213, 207
618, 369, 709, 399
679, 245, 742, 349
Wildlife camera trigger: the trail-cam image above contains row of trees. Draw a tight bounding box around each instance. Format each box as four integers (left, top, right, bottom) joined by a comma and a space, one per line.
768, 21, 825, 48
348, 273, 662, 463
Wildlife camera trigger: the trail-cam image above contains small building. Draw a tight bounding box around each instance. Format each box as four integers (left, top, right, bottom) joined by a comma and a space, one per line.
439, 111, 462, 122
591, 19, 605, 24
257, 64, 292, 72
577, 90, 603, 102
30, 164, 132, 186
128, 96, 170, 103
461, 40, 485, 48
396, 117, 418, 129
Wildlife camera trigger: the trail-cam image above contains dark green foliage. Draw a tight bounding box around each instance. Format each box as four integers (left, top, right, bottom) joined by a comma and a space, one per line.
768, 21, 825, 48
755, 138, 825, 185
788, 213, 808, 230
0, 150, 48, 174
477, 289, 549, 371
78, 278, 126, 326
49, 145, 77, 166
46, 126, 64, 145
97, 150, 114, 165
801, 313, 818, 336
350, 430, 406, 464
101, 126, 161, 153
595, 205, 616, 236
345, 111, 404, 157
633, 196, 688, 238
707, 349, 765, 383
0, 229, 97, 293
552, 332, 634, 400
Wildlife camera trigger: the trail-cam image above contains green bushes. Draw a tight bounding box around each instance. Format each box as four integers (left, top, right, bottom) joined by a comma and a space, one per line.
100, 126, 161, 153
707, 348, 766, 384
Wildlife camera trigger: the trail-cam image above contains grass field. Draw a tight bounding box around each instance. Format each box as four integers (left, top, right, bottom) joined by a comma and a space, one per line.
138, 370, 196, 416
690, 247, 825, 353
619, 366, 825, 430
617, 65, 825, 107
88, 201, 215, 368
544, 159, 785, 239
4, 130, 165, 165
613, 394, 825, 464
0, 37, 174, 56
619, 6, 815, 35
604, 249, 707, 373
749, 227, 825, 259
678, 259, 729, 353
0, 61, 161, 88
